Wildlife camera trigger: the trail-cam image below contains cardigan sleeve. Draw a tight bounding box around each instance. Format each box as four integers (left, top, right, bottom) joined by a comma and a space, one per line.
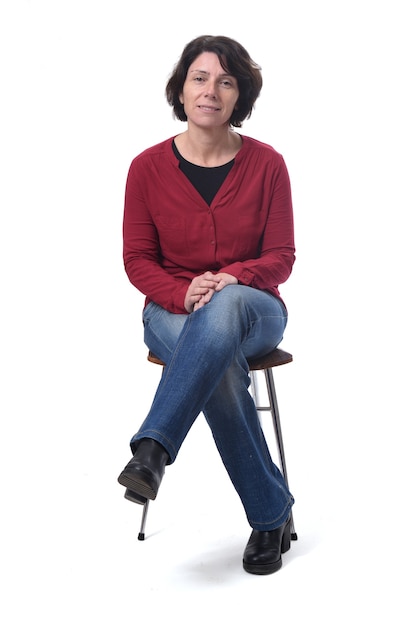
220, 155, 295, 294
123, 158, 189, 314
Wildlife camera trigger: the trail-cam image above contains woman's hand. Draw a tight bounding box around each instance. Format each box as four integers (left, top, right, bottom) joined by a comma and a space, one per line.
184, 271, 238, 312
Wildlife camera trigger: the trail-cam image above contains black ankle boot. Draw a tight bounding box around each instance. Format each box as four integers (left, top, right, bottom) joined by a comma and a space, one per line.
117, 438, 170, 501
243, 516, 292, 575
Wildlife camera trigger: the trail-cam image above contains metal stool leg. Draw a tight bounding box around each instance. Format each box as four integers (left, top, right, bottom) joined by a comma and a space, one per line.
138, 500, 150, 541
263, 367, 297, 540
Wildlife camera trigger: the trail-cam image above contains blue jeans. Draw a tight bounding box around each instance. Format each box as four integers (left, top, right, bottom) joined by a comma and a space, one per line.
131, 285, 294, 531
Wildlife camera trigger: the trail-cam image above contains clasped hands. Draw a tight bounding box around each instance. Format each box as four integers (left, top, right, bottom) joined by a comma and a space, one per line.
184, 271, 238, 313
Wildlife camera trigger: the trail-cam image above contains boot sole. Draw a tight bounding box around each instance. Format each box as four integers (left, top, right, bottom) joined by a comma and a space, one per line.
118, 469, 157, 501
243, 557, 283, 575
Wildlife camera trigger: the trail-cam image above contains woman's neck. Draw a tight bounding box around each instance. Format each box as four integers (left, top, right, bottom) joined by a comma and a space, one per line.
174, 128, 241, 167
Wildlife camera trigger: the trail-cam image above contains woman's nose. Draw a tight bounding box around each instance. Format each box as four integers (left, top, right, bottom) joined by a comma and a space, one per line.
204, 81, 218, 98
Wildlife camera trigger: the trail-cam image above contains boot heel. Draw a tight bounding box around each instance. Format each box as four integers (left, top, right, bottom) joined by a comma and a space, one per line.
281, 517, 291, 554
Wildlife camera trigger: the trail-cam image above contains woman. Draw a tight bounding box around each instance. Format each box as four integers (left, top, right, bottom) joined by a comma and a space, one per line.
118, 35, 296, 575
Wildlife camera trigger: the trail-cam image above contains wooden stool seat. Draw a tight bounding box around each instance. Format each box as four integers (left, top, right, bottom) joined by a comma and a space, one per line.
147, 347, 293, 371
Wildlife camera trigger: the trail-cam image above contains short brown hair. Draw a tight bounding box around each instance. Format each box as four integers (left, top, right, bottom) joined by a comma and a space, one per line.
166, 35, 262, 128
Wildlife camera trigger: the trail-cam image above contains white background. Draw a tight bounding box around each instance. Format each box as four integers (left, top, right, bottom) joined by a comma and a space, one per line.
1, 1, 416, 624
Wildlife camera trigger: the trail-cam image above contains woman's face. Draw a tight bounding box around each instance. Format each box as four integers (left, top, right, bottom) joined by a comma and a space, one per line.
180, 52, 239, 130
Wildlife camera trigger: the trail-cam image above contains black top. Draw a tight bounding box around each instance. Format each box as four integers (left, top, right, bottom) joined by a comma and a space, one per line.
172, 140, 234, 206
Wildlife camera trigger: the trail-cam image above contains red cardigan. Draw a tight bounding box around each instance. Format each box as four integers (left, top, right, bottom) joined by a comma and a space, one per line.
123, 135, 295, 314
